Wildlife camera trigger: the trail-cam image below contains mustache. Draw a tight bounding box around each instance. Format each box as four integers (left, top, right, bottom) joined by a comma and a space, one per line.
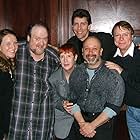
84, 55, 101, 65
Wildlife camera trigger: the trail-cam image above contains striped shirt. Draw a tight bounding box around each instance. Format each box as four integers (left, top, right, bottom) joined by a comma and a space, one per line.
8, 44, 59, 140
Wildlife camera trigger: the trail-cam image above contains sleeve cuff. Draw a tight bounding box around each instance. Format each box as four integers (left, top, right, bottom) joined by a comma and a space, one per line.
71, 104, 81, 115
103, 107, 117, 118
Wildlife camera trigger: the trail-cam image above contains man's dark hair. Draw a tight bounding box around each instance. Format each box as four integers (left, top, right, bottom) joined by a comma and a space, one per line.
26, 22, 49, 37
72, 9, 92, 25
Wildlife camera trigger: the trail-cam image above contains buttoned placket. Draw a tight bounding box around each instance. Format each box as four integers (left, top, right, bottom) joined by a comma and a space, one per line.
83, 67, 101, 111
27, 62, 36, 140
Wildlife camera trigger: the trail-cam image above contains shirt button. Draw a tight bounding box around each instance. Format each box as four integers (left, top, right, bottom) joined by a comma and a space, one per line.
86, 89, 89, 91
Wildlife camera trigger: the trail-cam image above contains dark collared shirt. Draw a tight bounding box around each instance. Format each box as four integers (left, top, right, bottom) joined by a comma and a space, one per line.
69, 62, 125, 114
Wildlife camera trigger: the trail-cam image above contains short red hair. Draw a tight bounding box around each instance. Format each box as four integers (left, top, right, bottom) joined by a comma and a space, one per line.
59, 43, 77, 56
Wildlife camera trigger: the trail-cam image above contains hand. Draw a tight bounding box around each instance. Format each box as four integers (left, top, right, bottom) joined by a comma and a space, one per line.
80, 122, 96, 138
63, 100, 73, 114
105, 61, 123, 74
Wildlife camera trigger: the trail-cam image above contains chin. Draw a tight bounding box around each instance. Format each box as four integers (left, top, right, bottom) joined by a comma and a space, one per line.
8, 55, 15, 59
77, 35, 84, 39
63, 67, 70, 71
35, 51, 45, 55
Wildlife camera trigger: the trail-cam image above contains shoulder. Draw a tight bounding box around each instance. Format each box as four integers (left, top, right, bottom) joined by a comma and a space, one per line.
67, 36, 81, 46
46, 47, 59, 57
92, 32, 113, 42
17, 43, 28, 56
89, 32, 114, 45
46, 47, 59, 63
96, 32, 112, 37
73, 64, 85, 73
70, 64, 86, 80
102, 65, 124, 83
18, 42, 28, 50
67, 36, 77, 42
49, 67, 61, 80
134, 46, 140, 56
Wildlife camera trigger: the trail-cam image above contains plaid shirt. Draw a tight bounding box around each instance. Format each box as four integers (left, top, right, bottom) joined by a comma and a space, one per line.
8, 44, 59, 140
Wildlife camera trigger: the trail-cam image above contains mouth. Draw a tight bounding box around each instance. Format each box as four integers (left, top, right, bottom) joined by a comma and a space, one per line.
85, 55, 96, 64
77, 31, 82, 34
9, 50, 16, 54
63, 64, 69, 67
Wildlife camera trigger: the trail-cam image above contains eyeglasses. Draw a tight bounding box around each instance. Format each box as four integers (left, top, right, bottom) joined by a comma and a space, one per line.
113, 32, 131, 39
32, 35, 48, 43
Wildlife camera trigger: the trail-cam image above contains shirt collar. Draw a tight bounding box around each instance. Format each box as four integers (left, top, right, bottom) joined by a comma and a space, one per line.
114, 42, 135, 57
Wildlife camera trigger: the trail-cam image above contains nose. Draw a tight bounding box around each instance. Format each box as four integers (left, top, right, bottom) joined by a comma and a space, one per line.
120, 35, 124, 40
88, 49, 94, 55
38, 39, 45, 45
77, 24, 81, 30
64, 57, 67, 62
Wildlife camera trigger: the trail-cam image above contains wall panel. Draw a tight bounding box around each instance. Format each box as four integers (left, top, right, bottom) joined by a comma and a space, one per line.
58, 0, 140, 45
0, 0, 140, 47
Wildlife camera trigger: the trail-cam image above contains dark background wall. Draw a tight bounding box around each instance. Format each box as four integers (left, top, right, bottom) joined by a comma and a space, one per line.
0, 0, 140, 47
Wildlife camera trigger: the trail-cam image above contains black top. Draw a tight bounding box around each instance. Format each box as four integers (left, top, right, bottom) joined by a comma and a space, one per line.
67, 32, 117, 64
0, 71, 14, 135
111, 46, 140, 108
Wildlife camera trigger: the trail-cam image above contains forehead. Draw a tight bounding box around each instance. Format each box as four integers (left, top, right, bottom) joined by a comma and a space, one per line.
83, 38, 101, 48
73, 17, 88, 23
114, 26, 131, 33
31, 26, 48, 37
60, 51, 74, 56
2, 34, 17, 42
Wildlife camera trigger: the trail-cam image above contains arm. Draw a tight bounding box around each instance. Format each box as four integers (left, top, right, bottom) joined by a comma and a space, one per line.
73, 110, 96, 138
48, 76, 66, 111
63, 101, 96, 137
105, 61, 123, 74
105, 60, 140, 91
89, 111, 109, 129
79, 109, 114, 137
71, 104, 85, 124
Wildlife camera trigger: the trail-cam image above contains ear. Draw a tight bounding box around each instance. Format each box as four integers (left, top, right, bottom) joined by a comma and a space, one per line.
27, 35, 30, 42
88, 24, 91, 30
74, 54, 78, 62
82, 48, 84, 56
100, 48, 103, 56
132, 34, 134, 39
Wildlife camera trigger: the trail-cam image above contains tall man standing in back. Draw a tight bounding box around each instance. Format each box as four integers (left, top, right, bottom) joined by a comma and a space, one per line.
67, 8, 116, 64
8, 23, 59, 140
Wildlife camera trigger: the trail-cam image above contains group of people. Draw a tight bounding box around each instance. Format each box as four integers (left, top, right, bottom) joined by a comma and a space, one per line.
0, 8, 140, 140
